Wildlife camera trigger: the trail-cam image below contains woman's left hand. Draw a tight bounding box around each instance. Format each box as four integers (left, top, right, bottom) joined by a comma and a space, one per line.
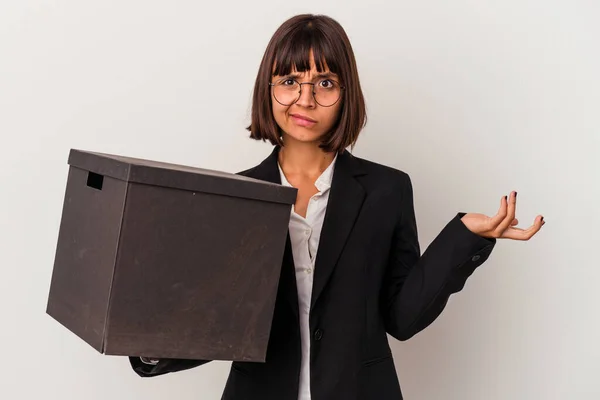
461, 191, 545, 240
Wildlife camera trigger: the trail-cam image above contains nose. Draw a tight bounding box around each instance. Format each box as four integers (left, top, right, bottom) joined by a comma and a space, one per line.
295, 83, 316, 108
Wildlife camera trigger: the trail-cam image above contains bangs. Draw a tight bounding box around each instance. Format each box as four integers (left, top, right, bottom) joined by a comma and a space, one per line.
272, 24, 341, 78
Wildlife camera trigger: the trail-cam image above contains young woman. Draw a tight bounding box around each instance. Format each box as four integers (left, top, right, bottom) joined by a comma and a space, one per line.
130, 13, 544, 400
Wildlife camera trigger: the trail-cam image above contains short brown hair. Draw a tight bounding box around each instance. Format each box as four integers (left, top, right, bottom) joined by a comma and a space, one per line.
247, 14, 367, 153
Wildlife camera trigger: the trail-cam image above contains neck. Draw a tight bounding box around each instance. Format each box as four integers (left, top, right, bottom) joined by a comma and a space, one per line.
278, 138, 335, 177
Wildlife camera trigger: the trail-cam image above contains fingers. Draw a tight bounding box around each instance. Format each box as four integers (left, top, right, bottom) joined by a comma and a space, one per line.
501, 215, 545, 240
488, 195, 509, 231
495, 191, 517, 235
488, 191, 544, 240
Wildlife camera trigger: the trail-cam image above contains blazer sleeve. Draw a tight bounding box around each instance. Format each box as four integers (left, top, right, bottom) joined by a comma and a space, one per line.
382, 172, 496, 341
129, 356, 211, 378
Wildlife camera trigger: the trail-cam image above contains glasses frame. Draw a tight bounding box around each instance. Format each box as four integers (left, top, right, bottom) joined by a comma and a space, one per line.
268, 78, 345, 107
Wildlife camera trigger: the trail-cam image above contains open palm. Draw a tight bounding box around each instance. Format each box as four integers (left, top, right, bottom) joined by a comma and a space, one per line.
461, 191, 545, 240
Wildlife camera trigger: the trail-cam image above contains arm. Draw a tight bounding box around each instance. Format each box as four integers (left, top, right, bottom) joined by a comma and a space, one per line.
129, 356, 211, 378
382, 173, 496, 341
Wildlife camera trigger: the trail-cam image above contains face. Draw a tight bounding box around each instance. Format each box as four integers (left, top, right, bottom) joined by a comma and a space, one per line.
270, 52, 343, 146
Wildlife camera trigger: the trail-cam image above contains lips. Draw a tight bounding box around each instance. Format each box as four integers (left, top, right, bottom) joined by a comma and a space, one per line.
290, 114, 317, 123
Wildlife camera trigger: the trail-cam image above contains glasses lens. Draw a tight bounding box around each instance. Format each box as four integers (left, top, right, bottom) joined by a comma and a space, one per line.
273, 80, 300, 106
314, 80, 341, 107
271, 79, 342, 107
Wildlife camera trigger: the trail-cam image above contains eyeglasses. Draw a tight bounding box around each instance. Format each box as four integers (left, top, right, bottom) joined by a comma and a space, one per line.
269, 78, 345, 107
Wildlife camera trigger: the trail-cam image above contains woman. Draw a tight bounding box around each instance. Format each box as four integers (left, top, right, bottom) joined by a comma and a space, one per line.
130, 13, 544, 400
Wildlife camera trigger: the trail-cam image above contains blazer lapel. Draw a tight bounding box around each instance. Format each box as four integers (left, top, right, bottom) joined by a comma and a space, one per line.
239, 146, 368, 315
310, 150, 366, 310
238, 146, 299, 318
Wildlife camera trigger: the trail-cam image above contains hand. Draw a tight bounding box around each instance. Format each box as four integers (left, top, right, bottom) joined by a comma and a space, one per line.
461, 191, 545, 240
140, 356, 160, 365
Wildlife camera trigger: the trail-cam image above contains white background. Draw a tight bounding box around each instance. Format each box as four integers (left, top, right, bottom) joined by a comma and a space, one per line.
1, 1, 598, 399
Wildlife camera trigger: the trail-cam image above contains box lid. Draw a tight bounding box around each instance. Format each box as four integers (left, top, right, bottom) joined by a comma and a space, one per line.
67, 149, 297, 205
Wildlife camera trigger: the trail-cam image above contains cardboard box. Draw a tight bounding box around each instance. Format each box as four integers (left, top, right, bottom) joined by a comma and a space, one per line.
46, 149, 296, 362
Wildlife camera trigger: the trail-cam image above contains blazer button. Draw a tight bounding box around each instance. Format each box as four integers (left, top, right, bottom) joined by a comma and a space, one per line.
472, 255, 481, 262
314, 329, 323, 341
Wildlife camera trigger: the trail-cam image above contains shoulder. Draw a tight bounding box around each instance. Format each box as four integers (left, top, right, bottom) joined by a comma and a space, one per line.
236, 165, 257, 178
348, 152, 412, 192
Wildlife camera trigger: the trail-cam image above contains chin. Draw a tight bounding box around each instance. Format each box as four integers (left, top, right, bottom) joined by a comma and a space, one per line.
284, 127, 325, 144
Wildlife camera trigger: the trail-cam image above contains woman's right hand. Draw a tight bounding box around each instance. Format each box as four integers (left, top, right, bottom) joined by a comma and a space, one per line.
139, 357, 160, 365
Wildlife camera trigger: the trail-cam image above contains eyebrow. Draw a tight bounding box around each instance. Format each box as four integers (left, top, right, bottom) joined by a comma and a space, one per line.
282, 72, 338, 81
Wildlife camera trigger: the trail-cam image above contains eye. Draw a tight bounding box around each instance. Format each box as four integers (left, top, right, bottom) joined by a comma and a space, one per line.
319, 79, 334, 89
281, 78, 296, 86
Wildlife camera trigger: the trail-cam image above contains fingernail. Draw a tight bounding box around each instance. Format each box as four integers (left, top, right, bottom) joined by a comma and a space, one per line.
514, 191, 517, 198
504, 196, 508, 201
541, 216, 544, 222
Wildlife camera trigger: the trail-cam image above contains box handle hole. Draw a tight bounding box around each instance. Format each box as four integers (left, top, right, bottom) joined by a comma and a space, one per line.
87, 172, 104, 190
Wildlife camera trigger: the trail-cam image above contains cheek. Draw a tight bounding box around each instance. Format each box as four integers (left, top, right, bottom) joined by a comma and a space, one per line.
271, 102, 288, 127
322, 105, 343, 127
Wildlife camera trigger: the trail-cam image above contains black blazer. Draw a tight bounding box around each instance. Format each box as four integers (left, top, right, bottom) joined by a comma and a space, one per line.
130, 146, 496, 400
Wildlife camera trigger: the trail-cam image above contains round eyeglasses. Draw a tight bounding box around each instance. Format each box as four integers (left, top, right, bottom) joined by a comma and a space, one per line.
269, 78, 345, 107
